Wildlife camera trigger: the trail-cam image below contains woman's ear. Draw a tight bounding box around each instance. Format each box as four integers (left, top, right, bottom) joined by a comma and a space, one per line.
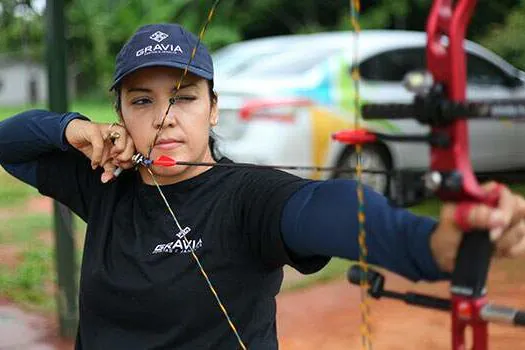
117, 110, 124, 123
210, 93, 219, 126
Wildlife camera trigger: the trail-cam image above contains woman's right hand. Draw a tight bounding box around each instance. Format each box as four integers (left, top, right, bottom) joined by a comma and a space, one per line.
65, 119, 136, 183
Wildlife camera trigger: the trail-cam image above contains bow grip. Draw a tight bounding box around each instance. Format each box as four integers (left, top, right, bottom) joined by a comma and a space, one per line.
449, 183, 502, 350
451, 183, 503, 297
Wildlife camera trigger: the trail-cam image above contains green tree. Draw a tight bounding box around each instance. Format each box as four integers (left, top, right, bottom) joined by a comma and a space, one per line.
479, 3, 525, 70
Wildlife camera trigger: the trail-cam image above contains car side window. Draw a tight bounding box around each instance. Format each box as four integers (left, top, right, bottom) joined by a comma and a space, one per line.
359, 48, 426, 82
466, 54, 510, 86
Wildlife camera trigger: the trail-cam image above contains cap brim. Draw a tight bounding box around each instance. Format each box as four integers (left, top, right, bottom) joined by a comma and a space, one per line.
109, 60, 213, 91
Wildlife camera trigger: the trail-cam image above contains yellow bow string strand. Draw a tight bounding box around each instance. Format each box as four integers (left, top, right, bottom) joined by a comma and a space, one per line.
350, 0, 373, 349
143, 1, 247, 348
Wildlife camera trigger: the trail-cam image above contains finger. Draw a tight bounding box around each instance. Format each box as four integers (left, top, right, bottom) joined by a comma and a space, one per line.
99, 145, 112, 169
490, 185, 521, 241
496, 185, 514, 222
109, 133, 126, 155
495, 220, 525, 257
108, 124, 127, 149
116, 136, 136, 163
90, 131, 106, 169
100, 160, 117, 183
463, 204, 504, 231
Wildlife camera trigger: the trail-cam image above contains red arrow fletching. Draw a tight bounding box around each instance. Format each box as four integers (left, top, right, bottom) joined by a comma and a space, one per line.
332, 129, 377, 144
152, 155, 177, 167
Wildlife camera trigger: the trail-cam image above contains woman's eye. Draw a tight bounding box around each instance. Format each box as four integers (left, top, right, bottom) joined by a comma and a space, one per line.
130, 97, 152, 105
174, 95, 197, 102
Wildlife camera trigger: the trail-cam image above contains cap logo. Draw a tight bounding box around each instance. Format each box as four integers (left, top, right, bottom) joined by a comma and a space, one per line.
149, 31, 169, 43
136, 43, 183, 57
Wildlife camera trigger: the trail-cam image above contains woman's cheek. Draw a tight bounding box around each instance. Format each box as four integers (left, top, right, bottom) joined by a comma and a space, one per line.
127, 127, 151, 155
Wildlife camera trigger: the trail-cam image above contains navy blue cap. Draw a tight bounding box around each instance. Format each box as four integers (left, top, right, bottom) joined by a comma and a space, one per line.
110, 23, 213, 90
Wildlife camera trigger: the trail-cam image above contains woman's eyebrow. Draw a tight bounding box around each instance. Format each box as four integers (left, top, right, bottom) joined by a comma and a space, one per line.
175, 82, 197, 91
125, 82, 197, 93
125, 87, 151, 93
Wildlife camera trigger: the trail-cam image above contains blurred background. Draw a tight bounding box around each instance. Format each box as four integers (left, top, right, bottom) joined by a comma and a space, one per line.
1, 0, 525, 349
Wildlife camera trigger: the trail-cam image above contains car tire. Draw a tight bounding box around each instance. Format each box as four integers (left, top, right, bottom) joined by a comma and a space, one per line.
332, 143, 393, 197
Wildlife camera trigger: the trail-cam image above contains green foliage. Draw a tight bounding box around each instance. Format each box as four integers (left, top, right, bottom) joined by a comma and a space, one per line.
0, 170, 37, 207
0, 1, 44, 60
1, 0, 524, 99
479, 4, 525, 70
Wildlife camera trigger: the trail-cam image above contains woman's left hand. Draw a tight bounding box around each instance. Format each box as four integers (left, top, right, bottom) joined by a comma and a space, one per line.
430, 182, 525, 272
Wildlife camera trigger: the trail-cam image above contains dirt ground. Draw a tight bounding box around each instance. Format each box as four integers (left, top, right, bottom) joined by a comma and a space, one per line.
2, 264, 525, 350
277, 264, 525, 350
2, 197, 525, 349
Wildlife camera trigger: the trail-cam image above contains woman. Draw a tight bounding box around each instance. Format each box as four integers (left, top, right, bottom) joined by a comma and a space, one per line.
1, 23, 525, 349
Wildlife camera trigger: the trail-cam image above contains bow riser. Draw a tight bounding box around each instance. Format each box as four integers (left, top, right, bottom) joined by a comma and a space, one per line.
427, 1, 495, 349
428, 0, 484, 203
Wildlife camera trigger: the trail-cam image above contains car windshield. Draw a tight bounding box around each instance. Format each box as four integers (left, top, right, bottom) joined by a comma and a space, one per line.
213, 48, 283, 77
234, 47, 343, 77
212, 37, 308, 77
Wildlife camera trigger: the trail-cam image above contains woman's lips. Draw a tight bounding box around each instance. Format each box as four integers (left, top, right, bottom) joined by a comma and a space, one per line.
154, 140, 183, 150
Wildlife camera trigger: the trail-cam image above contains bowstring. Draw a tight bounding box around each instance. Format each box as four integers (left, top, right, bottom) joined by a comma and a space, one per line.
350, 1, 373, 349
143, 1, 247, 348
146, 169, 245, 349
147, 0, 220, 159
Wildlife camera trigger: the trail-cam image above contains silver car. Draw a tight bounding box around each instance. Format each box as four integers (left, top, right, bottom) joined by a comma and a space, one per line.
213, 30, 525, 203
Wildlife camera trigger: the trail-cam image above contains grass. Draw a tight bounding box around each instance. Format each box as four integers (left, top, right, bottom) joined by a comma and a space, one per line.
0, 213, 52, 244
0, 172, 37, 207
0, 243, 55, 311
0, 99, 117, 123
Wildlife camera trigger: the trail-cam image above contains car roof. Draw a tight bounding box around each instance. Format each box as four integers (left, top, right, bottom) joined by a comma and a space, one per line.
220, 30, 518, 77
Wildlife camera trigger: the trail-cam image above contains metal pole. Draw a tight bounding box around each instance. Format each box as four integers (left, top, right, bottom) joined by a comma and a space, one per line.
46, 0, 78, 339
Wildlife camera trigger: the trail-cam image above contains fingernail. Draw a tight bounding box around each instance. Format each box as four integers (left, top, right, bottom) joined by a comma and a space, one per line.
101, 173, 110, 183
490, 228, 503, 241
113, 167, 123, 177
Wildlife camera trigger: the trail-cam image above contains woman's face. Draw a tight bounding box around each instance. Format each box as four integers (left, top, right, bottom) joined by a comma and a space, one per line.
120, 66, 218, 184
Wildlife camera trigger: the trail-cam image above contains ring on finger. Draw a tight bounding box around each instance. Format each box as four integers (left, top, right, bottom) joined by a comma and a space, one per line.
109, 131, 121, 141
107, 122, 123, 134
107, 122, 123, 143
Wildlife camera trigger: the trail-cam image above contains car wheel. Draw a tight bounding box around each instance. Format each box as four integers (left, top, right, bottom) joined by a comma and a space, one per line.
332, 144, 392, 196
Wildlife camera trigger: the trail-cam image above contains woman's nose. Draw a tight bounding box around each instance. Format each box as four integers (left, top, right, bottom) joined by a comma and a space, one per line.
154, 99, 177, 128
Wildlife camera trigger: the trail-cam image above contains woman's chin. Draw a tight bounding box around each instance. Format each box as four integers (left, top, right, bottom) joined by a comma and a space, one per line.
150, 164, 189, 178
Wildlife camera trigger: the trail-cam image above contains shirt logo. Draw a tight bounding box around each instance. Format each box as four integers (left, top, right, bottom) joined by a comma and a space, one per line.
152, 226, 203, 255
149, 31, 169, 43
